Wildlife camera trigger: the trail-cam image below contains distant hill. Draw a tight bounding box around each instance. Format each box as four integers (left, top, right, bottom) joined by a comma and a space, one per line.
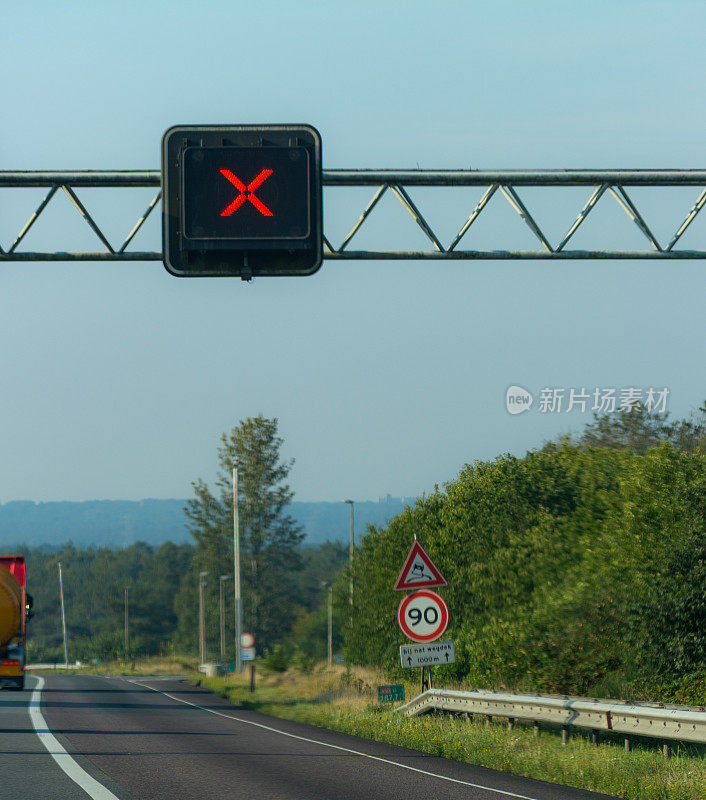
0, 495, 412, 550
289, 496, 411, 545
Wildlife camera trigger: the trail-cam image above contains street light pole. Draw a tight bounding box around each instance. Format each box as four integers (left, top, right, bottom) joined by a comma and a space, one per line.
343, 500, 354, 606
198, 571, 209, 664
233, 460, 243, 674
57, 561, 69, 667
321, 581, 333, 666
219, 574, 231, 662
327, 584, 333, 666
124, 586, 132, 659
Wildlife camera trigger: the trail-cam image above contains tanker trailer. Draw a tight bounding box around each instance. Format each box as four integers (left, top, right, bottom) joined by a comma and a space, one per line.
0, 556, 32, 690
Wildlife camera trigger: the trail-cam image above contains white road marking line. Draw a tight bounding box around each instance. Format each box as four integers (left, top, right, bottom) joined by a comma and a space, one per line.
29, 676, 121, 800
127, 677, 543, 800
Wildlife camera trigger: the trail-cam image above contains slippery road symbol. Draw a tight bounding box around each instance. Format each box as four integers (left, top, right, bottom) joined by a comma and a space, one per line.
410, 560, 433, 582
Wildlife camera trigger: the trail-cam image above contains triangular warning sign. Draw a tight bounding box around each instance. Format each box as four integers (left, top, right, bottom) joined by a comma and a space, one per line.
393, 539, 447, 591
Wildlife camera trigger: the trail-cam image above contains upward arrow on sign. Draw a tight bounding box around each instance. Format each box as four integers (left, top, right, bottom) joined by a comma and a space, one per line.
393, 539, 447, 591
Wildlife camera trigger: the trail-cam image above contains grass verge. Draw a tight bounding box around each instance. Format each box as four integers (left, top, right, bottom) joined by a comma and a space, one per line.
30, 655, 198, 677
196, 665, 706, 800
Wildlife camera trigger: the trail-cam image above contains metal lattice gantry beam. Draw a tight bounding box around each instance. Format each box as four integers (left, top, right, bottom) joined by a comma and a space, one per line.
2, 169, 706, 261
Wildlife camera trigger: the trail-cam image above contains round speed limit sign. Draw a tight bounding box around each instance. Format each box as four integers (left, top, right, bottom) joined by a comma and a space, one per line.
397, 589, 449, 643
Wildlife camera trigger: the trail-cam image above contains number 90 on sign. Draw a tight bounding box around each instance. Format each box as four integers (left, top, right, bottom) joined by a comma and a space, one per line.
397, 589, 449, 643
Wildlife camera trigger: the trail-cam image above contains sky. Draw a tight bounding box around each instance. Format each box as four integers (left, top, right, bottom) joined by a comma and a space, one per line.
1, 0, 706, 503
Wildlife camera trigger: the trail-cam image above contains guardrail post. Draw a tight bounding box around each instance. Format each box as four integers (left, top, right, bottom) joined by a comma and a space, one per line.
591, 730, 599, 747
662, 742, 671, 758
485, 715, 492, 727
561, 725, 569, 745
532, 721, 540, 737
507, 717, 514, 730
624, 735, 631, 752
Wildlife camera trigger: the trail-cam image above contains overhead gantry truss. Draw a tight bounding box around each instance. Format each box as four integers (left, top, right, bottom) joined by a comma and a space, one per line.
1, 169, 706, 261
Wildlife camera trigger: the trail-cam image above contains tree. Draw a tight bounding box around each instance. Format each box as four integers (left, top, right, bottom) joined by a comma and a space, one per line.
22, 541, 193, 662
666, 401, 706, 453
543, 400, 706, 456
180, 415, 304, 655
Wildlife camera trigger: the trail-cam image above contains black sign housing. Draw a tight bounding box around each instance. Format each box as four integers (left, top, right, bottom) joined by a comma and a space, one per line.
162, 125, 322, 278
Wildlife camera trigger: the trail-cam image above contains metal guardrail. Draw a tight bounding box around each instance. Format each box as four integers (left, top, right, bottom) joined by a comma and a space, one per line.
2, 169, 706, 261
398, 688, 706, 746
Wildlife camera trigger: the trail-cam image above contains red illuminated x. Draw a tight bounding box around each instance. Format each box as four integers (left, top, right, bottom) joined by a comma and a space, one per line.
219, 168, 274, 217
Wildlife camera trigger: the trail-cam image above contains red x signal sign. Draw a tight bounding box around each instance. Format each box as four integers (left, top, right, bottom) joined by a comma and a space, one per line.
162, 124, 322, 277
219, 168, 274, 217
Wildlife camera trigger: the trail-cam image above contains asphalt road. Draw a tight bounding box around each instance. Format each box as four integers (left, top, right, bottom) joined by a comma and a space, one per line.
0, 674, 619, 800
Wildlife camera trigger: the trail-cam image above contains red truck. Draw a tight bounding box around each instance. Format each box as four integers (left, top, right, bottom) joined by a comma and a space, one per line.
0, 556, 33, 690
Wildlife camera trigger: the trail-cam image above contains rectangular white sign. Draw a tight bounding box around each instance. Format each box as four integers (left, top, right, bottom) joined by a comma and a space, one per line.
400, 640, 455, 668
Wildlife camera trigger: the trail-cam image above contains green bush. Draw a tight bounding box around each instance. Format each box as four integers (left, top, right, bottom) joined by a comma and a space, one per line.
290, 649, 316, 673
344, 442, 706, 697
262, 644, 290, 672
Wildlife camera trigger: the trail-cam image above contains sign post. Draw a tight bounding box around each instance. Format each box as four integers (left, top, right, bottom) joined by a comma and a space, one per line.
394, 538, 451, 692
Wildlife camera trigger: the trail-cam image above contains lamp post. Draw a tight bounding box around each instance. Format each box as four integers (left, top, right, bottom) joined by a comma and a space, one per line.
198, 571, 209, 664
343, 500, 354, 606
321, 581, 333, 666
219, 574, 231, 662
233, 460, 243, 674
124, 586, 132, 659
57, 562, 69, 667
